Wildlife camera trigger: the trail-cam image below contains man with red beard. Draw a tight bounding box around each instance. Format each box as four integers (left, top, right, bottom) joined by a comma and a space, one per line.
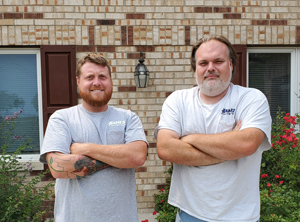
155, 36, 271, 222
40, 53, 148, 222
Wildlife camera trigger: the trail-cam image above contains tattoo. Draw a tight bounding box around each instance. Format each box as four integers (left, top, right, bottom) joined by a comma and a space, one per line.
47, 152, 110, 179
73, 156, 110, 178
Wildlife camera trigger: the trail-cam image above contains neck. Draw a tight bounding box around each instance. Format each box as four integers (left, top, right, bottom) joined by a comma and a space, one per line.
200, 85, 230, 105
82, 101, 108, 113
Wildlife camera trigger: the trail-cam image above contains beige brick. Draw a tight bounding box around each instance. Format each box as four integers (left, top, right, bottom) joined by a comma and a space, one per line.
44, 13, 64, 19
64, 13, 84, 19
194, 19, 213, 26
64, 0, 83, 5
204, 0, 223, 6
0, 6, 15, 12
137, 184, 157, 190
33, 6, 53, 12
3, 0, 22, 5
44, 0, 64, 5
279, 13, 297, 19
261, 1, 277, 7
75, 6, 94, 12
55, 19, 75, 26
289, 26, 296, 44
15, 20, 34, 25
270, 7, 289, 12
35, 19, 55, 25
271, 26, 277, 44
24, 0, 43, 4
0, 20, 14, 25
251, 6, 269, 13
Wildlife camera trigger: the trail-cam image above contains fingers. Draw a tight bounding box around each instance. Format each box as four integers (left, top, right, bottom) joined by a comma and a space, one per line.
233, 120, 242, 131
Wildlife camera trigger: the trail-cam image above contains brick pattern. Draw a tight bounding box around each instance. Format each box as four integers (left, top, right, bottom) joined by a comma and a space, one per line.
1, 0, 300, 215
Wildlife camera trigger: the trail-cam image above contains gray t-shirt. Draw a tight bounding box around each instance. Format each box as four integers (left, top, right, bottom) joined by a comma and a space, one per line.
40, 105, 147, 222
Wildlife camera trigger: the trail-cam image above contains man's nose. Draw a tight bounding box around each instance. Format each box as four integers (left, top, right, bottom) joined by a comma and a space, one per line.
93, 77, 102, 86
207, 62, 215, 72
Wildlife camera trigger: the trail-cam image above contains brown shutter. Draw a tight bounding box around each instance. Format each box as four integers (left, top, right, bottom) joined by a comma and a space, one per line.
40, 45, 77, 133
232, 45, 247, 87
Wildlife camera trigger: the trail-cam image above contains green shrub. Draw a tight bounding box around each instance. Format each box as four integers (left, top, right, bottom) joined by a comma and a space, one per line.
153, 166, 177, 222
153, 109, 300, 222
0, 111, 54, 222
260, 109, 300, 221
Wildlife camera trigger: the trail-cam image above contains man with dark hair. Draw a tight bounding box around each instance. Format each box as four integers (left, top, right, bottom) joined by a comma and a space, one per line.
155, 35, 271, 222
40, 53, 148, 222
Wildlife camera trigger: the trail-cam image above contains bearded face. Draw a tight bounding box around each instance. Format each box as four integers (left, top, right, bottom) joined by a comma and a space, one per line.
77, 62, 113, 112
195, 40, 233, 98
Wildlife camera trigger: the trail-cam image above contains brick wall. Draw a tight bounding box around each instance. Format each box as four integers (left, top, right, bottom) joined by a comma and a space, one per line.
1, 0, 300, 214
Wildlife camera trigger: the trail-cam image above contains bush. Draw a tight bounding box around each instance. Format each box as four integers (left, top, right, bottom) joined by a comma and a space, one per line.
260, 110, 300, 221
0, 111, 54, 222
153, 166, 177, 222
153, 109, 300, 222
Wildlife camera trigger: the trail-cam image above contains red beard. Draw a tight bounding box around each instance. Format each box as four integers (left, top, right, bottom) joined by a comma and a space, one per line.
79, 88, 112, 107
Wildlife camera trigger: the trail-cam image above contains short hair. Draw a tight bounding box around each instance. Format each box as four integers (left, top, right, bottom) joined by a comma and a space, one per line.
76, 53, 111, 77
190, 35, 237, 79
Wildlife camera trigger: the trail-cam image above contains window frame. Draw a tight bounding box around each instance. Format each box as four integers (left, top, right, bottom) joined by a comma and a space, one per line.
0, 48, 44, 170
247, 47, 299, 117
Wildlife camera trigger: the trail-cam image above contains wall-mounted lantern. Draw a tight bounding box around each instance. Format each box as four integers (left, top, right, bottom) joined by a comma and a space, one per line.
134, 51, 149, 88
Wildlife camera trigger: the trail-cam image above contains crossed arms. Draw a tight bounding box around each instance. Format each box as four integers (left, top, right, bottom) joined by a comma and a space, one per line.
46, 140, 147, 179
156, 121, 265, 166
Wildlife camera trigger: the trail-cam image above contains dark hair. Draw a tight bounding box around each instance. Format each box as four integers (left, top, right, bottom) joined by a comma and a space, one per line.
76, 53, 111, 77
190, 35, 237, 79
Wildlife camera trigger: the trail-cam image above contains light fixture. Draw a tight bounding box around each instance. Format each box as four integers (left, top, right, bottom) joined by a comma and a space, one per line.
134, 51, 149, 88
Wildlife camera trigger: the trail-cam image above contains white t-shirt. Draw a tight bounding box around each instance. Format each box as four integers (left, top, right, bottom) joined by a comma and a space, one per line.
154, 83, 272, 222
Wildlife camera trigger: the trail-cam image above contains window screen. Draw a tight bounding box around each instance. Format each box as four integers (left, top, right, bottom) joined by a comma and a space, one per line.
0, 54, 40, 154
249, 53, 290, 121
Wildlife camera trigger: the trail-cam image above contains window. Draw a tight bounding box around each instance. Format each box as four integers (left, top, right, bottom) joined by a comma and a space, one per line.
0, 46, 77, 171
248, 48, 299, 121
0, 49, 43, 169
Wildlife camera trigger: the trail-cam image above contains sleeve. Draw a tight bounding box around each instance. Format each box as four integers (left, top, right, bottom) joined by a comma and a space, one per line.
154, 91, 182, 139
237, 89, 272, 151
125, 111, 148, 146
39, 111, 72, 163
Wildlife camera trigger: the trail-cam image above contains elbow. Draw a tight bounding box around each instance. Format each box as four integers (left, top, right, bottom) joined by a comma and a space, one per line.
157, 145, 170, 162
129, 146, 147, 167
244, 145, 258, 157
239, 143, 259, 158
127, 155, 146, 167
48, 169, 61, 179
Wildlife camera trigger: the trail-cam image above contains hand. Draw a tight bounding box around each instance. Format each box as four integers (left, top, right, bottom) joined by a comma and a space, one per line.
233, 120, 242, 131
70, 143, 86, 155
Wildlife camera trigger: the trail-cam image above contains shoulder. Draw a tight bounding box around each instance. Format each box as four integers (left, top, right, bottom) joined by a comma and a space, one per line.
49, 105, 80, 122
231, 84, 267, 101
165, 87, 198, 104
51, 105, 79, 116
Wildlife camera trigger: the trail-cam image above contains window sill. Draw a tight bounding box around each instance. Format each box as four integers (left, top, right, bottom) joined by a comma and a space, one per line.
19, 154, 44, 171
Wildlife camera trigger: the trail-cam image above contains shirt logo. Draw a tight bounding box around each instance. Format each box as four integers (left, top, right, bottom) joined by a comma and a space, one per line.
108, 121, 126, 126
221, 108, 235, 115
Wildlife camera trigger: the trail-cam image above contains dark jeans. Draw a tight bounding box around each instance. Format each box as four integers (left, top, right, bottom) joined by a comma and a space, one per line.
176, 209, 259, 222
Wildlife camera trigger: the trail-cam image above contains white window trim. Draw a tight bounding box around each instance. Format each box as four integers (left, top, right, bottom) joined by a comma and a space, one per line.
0, 48, 44, 170
247, 48, 299, 117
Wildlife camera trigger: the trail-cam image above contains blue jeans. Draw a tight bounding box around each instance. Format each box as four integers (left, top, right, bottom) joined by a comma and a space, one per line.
176, 209, 259, 222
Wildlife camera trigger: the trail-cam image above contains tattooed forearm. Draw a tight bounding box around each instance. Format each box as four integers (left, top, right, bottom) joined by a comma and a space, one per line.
47, 152, 110, 179
73, 156, 110, 178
